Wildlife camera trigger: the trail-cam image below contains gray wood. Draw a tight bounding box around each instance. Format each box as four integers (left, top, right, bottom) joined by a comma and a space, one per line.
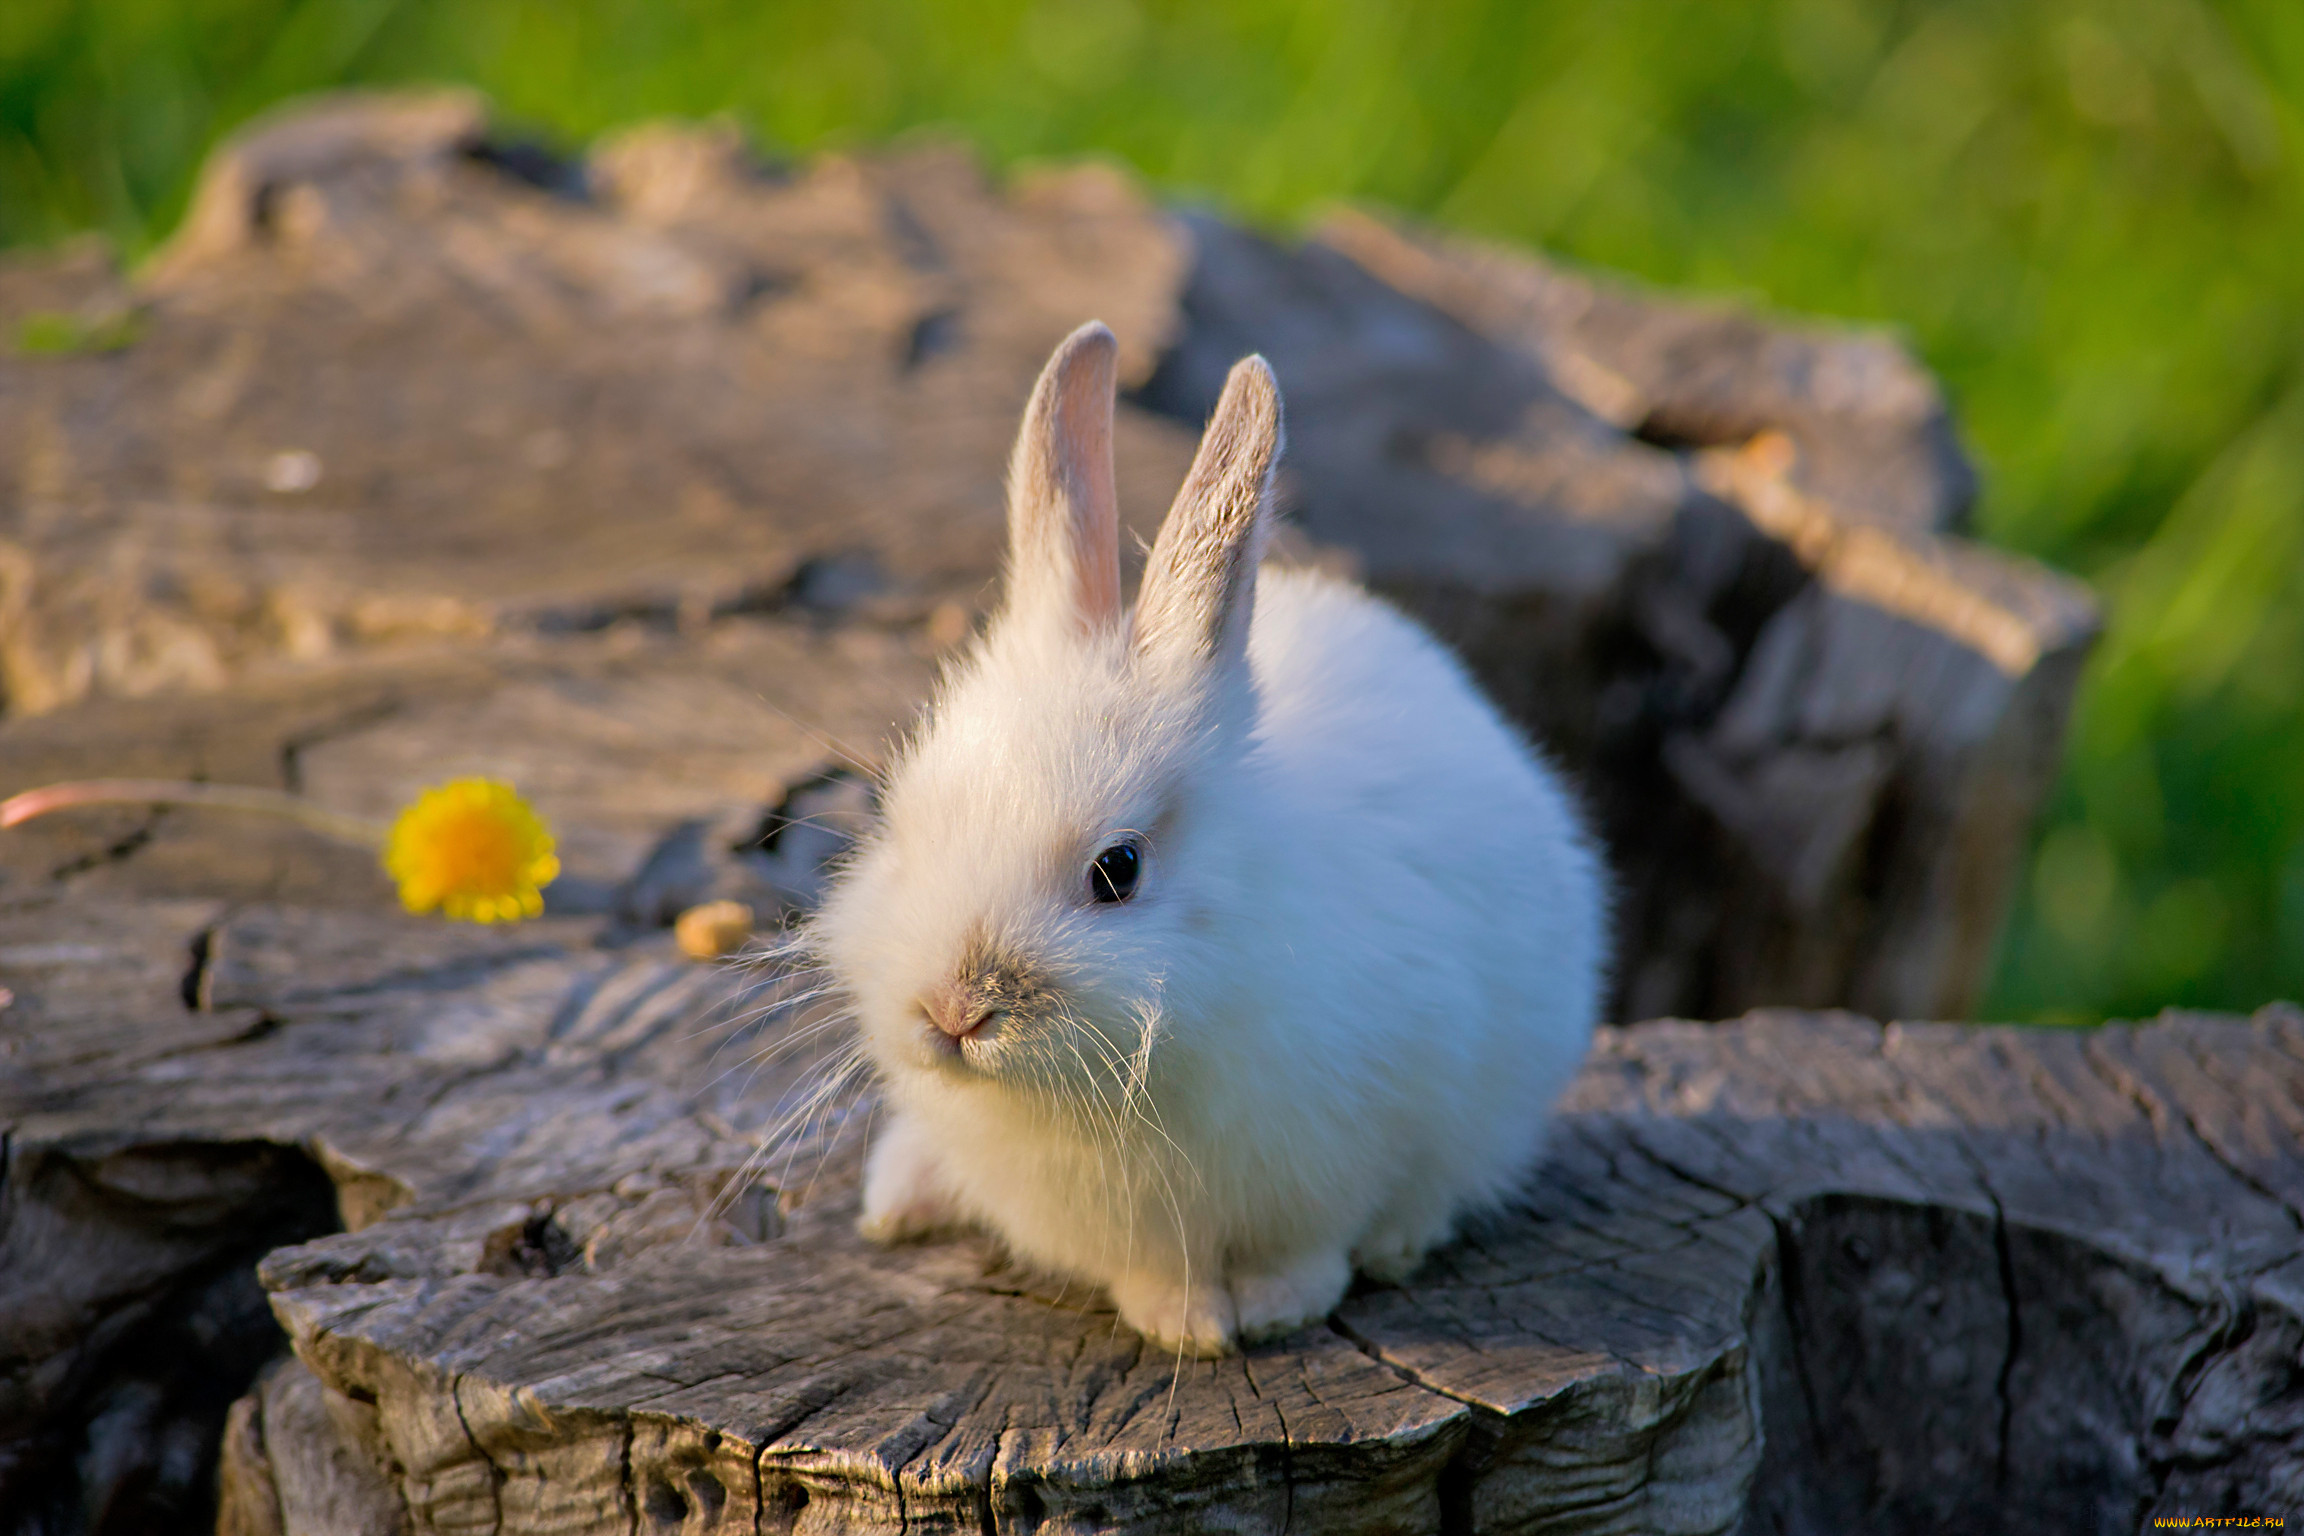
0, 91, 1197, 719
4, 893, 2297, 1532
2, 89, 2092, 1028
1141, 211, 2097, 1024
1314, 209, 1978, 533
215, 1357, 409, 1536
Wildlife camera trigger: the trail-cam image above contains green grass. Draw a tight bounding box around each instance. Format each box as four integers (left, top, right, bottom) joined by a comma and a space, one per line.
6, 0, 2301, 1023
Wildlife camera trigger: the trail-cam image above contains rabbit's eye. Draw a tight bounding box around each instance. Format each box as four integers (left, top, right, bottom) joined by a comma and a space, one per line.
1088, 841, 1142, 904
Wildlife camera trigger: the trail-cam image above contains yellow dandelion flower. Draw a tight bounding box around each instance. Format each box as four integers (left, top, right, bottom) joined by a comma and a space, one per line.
3, 774, 560, 925
382, 779, 560, 922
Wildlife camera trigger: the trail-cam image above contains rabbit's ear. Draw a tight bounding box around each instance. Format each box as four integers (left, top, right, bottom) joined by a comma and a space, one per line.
1134, 355, 1281, 675
1005, 321, 1123, 631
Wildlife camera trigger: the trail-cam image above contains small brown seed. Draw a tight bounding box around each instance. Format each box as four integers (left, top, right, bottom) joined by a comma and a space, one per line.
927, 602, 973, 648
674, 900, 755, 960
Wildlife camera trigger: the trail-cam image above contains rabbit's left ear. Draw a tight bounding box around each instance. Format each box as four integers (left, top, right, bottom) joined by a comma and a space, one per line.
1134, 355, 1282, 678
1004, 322, 1123, 631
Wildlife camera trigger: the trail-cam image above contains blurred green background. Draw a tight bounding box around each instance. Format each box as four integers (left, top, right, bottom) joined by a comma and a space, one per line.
3, 0, 2298, 1023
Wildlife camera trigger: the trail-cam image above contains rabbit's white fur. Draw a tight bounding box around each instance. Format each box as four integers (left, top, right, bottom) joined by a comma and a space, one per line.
812, 322, 1605, 1355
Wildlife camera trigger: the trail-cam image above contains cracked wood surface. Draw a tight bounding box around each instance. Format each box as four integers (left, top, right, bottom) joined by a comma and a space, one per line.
7, 893, 2300, 1533
1, 90, 2095, 1026
0, 617, 939, 918
0, 92, 1195, 719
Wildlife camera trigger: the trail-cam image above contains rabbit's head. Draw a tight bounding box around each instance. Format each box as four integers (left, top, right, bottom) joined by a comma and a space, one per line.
813, 322, 1283, 1117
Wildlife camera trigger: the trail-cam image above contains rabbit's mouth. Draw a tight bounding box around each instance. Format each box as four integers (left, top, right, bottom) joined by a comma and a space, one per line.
926, 1009, 1007, 1062
910, 948, 1061, 1072
920, 984, 1002, 1042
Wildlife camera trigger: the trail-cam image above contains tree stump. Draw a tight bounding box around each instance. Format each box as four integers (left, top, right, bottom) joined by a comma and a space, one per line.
0, 92, 2197, 1536
0, 90, 2093, 1025
5, 894, 2299, 1533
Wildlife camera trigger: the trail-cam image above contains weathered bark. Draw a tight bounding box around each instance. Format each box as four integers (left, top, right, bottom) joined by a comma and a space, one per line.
215, 1357, 409, 1536
4, 894, 2299, 1533
0, 91, 1193, 719
1, 91, 2091, 1026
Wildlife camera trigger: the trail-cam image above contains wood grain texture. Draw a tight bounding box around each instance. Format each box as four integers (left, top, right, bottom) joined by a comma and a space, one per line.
0, 92, 1194, 720
6, 893, 2298, 1533
1, 90, 2093, 1028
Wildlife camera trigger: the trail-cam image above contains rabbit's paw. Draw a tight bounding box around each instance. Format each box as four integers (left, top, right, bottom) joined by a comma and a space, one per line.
857, 1197, 957, 1246
1352, 1229, 1436, 1285
1232, 1248, 1352, 1342
857, 1113, 960, 1245
1112, 1270, 1238, 1357
1350, 1238, 1422, 1285
1353, 1204, 1451, 1285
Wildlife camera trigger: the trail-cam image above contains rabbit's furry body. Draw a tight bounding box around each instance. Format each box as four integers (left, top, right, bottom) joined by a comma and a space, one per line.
813, 323, 1605, 1354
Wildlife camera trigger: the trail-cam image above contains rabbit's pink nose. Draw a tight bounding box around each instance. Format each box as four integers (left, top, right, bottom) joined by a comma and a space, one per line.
919, 983, 996, 1040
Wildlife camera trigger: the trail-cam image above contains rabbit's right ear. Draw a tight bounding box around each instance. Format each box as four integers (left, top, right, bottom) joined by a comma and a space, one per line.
1004, 321, 1123, 632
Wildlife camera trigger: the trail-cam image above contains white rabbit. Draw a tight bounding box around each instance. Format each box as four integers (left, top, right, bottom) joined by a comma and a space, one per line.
811, 321, 1606, 1356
